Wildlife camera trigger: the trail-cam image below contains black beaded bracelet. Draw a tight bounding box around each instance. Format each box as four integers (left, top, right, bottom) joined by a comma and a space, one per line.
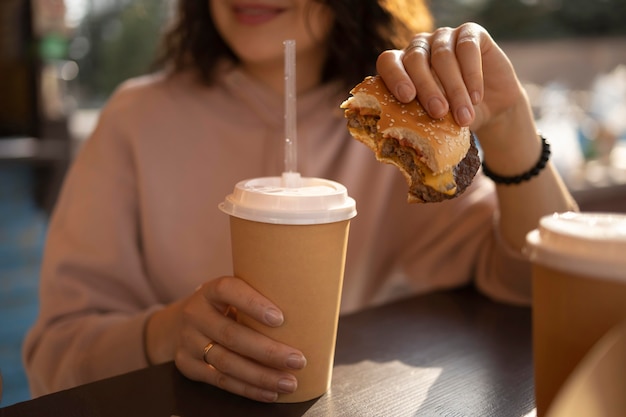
481, 134, 551, 185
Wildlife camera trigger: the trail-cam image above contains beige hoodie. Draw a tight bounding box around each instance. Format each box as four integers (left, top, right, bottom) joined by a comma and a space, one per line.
23, 68, 531, 397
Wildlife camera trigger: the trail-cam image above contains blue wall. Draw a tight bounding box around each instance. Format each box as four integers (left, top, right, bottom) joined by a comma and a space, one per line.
0, 165, 47, 407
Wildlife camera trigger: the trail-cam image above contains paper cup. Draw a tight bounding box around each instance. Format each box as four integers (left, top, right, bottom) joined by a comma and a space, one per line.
219, 174, 356, 402
525, 211, 626, 416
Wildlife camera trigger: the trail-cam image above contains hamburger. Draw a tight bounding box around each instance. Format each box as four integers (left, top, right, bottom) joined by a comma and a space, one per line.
340, 75, 480, 203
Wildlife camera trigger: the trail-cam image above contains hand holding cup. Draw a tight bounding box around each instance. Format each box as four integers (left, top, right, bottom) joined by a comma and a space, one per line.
174, 275, 307, 403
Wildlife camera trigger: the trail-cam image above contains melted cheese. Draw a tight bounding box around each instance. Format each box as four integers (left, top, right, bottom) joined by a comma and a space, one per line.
423, 169, 457, 195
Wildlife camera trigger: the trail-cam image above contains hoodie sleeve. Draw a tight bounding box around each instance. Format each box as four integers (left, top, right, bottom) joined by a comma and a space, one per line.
22, 83, 163, 397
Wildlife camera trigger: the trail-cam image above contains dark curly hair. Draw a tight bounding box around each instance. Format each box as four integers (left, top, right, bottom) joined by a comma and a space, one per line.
154, 0, 433, 90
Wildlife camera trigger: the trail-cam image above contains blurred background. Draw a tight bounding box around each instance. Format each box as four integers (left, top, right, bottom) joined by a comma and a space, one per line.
1, 0, 626, 407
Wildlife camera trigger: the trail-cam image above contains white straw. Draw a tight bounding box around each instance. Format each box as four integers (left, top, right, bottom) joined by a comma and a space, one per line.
283, 39, 297, 174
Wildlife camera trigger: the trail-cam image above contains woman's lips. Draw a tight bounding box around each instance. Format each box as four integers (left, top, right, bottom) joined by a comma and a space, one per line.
233, 5, 285, 25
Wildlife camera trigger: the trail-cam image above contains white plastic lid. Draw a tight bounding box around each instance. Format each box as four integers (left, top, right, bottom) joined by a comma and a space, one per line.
525, 211, 626, 281
219, 174, 357, 225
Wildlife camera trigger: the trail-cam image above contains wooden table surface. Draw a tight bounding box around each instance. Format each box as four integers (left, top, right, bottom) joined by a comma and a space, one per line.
1, 287, 535, 417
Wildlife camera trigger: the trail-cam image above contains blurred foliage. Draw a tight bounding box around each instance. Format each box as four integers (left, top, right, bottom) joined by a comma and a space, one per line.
72, 0, 166, 106
73, 0, 626, 106
431, 0, 626, 40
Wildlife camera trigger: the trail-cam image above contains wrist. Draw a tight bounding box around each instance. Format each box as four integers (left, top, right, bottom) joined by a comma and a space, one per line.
476, 93, 542, 176
477, 90, 533, 145
482, 134, 551, 184
144, 303, 182, 365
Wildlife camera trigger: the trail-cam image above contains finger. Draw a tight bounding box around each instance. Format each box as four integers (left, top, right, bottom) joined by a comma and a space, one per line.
429, 27, 475, 126
454, 23, 484, 106
177, 330, 299, 401
182, 292, 306, 370
204, 276, 284, 327
401, 35, 452, 119
211, 317, 306, 370
175, 343, 291, 403
205, 364, 283, 403
203, 341, 298, 396
376, 49, 416, 103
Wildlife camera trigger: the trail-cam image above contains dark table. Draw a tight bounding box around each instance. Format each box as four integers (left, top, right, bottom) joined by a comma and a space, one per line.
1, 287, 535, 417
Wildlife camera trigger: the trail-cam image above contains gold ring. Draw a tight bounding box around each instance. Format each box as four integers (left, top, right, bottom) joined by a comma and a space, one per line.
405, 39, 430, 56
202, 342, 216, 365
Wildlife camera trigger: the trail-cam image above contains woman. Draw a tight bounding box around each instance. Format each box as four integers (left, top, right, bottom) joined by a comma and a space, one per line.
24, 0, 577, 403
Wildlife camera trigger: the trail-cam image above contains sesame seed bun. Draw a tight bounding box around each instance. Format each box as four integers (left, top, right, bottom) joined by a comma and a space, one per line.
340, 75, 480, 203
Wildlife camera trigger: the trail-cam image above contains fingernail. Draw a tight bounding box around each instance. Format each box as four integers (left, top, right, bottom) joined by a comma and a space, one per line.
278, 378, 297, 393
427, 97, 447, 118
286, 353, 307, 370
261, 390, 279, 402
456, 106, 472, 126
396, 83, 414, 102
264, 308, 283, 326
471, 91, 481, 105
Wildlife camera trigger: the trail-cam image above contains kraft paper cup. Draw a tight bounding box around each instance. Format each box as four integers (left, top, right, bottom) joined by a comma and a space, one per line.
546, 319, 626, 417
219, 173, 357, 402
525, 211, 626, 416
